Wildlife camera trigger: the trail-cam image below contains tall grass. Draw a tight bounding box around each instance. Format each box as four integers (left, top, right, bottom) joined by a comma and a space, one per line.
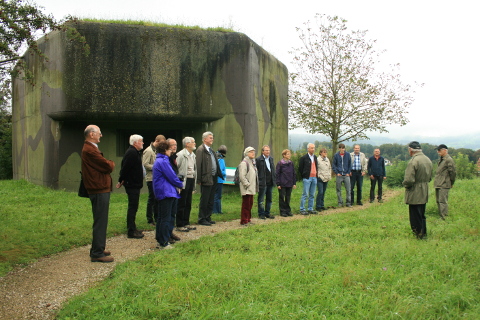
57, 179, 480, 319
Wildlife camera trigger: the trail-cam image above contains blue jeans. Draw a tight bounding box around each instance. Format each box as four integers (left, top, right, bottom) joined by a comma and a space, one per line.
300, 177, 317, 211
258, 185, 273, 216
315, 179, 329, 210
213, 182, 224, 213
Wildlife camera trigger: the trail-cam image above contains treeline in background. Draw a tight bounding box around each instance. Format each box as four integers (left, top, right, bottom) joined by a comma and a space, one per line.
291, 141, 480, 187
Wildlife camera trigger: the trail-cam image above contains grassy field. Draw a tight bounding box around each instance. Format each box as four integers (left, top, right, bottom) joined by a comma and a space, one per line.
52, 179, 479, 319
1, 178, 369, 276
2, 179, 479, 319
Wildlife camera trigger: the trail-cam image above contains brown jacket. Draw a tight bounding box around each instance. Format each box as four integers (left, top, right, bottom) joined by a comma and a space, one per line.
195, 143, 222, 186
81, 141, 115, 194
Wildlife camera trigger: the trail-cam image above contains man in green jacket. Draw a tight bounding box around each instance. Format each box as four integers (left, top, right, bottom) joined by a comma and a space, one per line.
434, 144, 456, 219
402, 141, 433, 239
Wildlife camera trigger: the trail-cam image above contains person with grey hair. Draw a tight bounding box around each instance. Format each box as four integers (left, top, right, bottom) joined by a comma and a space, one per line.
196, 131, 222, 226
175, 137, 197, 232
213, 145, 227, 214
298, 143, 318, 214
116, 134, 145, 239
403, 141, 433, 239
239, 146, 258, 225
434, 144, 456, 219
82, 125, 115, 262
256, 145, 276, 219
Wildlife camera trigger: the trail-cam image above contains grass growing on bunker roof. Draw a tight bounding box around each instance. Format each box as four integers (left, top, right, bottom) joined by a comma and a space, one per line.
79, 18, 236, 32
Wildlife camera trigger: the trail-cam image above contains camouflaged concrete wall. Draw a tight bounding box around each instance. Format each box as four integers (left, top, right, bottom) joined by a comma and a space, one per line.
12, 22, 288, 191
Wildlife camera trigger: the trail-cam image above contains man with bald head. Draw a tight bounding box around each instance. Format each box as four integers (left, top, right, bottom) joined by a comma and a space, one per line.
143, 135, 166, 226
82, 125, 115, 262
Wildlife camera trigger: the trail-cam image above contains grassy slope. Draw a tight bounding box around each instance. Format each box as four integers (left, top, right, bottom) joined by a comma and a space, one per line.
54, 179, 480, 319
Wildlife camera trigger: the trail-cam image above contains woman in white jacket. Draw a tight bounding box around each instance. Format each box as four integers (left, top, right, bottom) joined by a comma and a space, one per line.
316, 148, 332, 211
239, 146, 258, 225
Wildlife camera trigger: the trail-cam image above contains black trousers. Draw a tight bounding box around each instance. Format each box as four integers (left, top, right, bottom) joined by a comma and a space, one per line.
126, 188, 141, 234
278, 187, 293, 215
350, 171, 363, 204
146, 181, 157, 223
370, 176, 384, 200
177, 178, 195, 227
198, 179, 217, 223
89, 192, 110, 258
409, 204, 427, 239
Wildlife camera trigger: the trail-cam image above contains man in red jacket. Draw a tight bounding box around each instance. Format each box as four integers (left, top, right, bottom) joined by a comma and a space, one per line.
81, 125, 115, 263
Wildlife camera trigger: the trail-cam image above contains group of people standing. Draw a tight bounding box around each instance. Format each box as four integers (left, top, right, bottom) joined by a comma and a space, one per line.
297, 143, 388, 214
80, 125, 456, 262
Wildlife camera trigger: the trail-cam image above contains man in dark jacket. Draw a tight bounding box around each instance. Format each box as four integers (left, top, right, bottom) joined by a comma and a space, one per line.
298, 143, 318, 215
256, 145, 276, 219
367, 148, 387, 203
434, 144, 456, 219
196, 131, 222, 226
332, 143, 352, 207
81, 125, 115, 263
117, 134, 145, 239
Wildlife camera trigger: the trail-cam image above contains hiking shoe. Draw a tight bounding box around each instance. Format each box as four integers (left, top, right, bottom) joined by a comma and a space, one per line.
91, 256, 114, 263
128, 230, 144, 239
176, 227, 190, 232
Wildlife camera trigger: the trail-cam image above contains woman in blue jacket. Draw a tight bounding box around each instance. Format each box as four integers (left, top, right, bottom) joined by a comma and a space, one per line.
213, 145, 227, 213
153, 140, 184, 249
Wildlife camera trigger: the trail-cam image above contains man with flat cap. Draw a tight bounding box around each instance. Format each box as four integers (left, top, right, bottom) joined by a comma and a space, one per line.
434, 144, 456, 219
402, 141, 432, 239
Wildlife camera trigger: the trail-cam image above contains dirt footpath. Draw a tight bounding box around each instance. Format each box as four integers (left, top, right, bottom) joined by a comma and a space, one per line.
0, 190, 400, 319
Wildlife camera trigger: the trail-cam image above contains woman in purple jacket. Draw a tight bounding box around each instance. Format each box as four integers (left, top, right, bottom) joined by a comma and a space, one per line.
153, 140, 184, 249
276, 149, 297, 217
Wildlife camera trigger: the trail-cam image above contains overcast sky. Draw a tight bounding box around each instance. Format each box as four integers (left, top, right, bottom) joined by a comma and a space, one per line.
35, 0, 480, 142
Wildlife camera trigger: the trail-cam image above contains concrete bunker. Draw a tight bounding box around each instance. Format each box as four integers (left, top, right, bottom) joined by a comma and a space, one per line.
12, 21, 288, 191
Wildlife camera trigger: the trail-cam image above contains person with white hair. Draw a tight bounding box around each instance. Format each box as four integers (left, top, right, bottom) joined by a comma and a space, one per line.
195, 131, 222, 226
239, 146, 258, 225
117, 134, 145, 239
403, 141, 433, 239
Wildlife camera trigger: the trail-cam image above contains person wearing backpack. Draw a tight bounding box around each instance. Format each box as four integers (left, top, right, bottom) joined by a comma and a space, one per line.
239, 146, 258, 226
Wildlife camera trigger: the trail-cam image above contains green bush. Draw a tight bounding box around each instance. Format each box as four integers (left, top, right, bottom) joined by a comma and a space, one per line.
385, 160, 408, 188
453, 152, 477, 180
0, 114, 12, 180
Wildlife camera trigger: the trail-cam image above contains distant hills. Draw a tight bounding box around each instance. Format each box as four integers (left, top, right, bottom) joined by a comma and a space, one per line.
288, 132, 480, 151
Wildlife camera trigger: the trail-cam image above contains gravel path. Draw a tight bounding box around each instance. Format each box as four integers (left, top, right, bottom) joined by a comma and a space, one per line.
0, 190, 400, 319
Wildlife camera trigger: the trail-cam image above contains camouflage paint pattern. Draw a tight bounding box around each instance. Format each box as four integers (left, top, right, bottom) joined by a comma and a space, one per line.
12, 22, 288, 191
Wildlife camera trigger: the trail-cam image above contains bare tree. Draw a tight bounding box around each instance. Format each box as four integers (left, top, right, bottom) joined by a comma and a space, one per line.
289, 14, 419, 156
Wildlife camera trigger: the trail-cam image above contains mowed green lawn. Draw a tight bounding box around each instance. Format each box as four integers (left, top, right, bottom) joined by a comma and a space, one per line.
51, 179, 478, 319
1, 179, 479, 319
